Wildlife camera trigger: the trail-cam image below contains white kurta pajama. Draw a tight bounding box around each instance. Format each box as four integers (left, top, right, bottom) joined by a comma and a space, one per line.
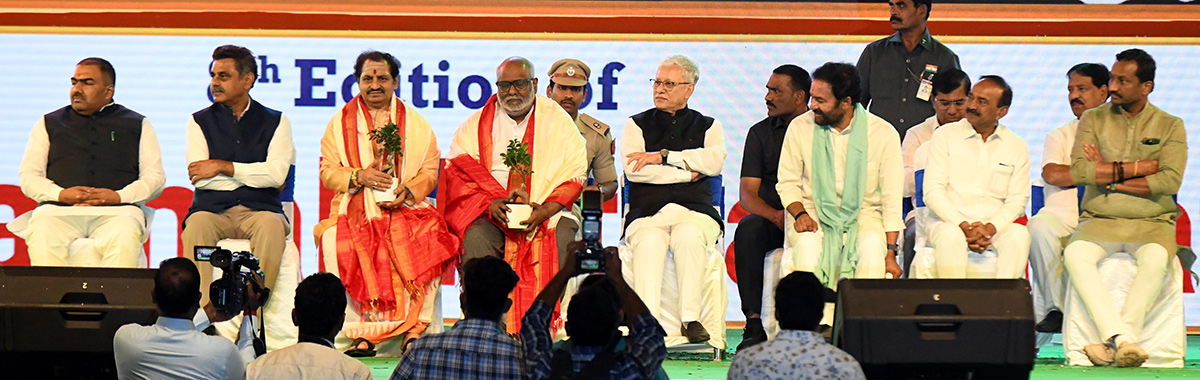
923, 120, 1031, 278
1029, 120, 1079, 316
621, 114, 726, 324
776, 110, 904, 282
15, 106, 164, 267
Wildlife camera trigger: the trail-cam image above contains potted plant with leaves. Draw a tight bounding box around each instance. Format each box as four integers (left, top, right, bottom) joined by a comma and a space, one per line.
500, 138, 534, 229
366, 121, 403, 202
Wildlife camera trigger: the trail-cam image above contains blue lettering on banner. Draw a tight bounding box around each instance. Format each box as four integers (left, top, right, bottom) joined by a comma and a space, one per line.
258, 55, 281, 83
341, 74, 356, 103
433, 60, 453, 109
290, 58, 622, 110
597, 61, 623, 110
408, 63, 429, 108
295, 59, 337, 107
579, 83, 594, 110
458, 75, 492, 109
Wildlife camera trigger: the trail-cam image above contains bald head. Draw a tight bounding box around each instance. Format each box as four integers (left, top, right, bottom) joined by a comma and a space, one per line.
497, 56, 535, 80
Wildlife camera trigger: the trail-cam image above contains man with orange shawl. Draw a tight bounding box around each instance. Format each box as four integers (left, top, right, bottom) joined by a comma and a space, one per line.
313, 51, 459, 353
442, 56, 587, 333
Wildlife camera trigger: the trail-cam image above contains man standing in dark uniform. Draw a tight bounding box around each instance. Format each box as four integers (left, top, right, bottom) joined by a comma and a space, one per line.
857, 0, 960, 135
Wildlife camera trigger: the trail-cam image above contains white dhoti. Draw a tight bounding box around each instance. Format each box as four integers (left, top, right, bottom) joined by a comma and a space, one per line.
786, 217, 888, 280
1064, 240, 1170, 341
929, 221, 1029, 279
14, 204, 146, 267
626, 203, 720, 323
1028, 212, 1072, 315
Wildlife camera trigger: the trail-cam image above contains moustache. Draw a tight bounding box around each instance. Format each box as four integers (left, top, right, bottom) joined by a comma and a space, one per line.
890, 16, 902, 22
1070, 98, 1084, 106
559, 99, 575, 106
211, 86, 224, 93
966, 108, 980, 116
766, 101, 775, 108
1109, 91, 1120, 98
366, 88, 385, 94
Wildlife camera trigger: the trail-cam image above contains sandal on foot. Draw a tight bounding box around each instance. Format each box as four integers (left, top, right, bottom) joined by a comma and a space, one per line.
401, 333, 421, 354
1114, 342, 1148, 368
344, 337, 376, 357
1083, 343, 1114, 366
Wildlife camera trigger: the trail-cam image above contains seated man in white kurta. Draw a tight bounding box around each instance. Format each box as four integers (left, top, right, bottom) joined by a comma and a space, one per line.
1028, 63, 1109, 333
622, 55, 726, 343
776, 62, 904, 294
16, 57, 164, 267
923, 76, 1030, 279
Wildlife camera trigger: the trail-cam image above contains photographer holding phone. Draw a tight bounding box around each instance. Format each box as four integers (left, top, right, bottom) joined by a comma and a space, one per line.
519, 241, 667, 380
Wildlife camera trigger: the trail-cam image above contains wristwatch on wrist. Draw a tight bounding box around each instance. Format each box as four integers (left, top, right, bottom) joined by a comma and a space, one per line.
886, 243, 900, 252
660, 149, 669, 163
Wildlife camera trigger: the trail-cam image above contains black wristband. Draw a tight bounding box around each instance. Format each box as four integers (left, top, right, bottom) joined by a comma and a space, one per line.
792, 210, 808, 219
886, 243, 899, 252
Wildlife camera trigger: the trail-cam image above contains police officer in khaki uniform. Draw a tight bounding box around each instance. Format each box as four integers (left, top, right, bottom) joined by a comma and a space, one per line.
546, 59, 618, 201
545, 59, 618, 271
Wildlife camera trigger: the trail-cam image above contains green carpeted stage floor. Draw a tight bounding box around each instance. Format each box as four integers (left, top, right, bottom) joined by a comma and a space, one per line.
358, 330, 1200, 379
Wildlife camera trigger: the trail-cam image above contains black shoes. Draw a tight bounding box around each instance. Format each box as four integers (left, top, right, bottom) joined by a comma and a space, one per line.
736, 318, 767, 352
1035, 310, 1063, 333
682, 321, 710, 343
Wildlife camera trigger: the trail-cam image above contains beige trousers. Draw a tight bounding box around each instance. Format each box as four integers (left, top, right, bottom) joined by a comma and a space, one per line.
182, 205, 289, 305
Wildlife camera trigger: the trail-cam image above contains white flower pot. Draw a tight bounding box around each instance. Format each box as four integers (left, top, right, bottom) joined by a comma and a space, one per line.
506, 203, 532, 229
371, 178, 399, 203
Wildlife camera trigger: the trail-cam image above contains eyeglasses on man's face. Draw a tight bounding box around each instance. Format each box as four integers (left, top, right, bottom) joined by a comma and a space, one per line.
650, 79, 693, 91
496, 78, 534, 92
936, 98, 967, 107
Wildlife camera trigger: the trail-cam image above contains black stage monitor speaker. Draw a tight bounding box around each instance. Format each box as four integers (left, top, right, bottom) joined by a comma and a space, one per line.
833, 279, 1035, 380
0, 266, 159, 379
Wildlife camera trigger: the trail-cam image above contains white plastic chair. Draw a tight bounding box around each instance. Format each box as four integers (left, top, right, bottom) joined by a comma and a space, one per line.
1062, 254, 1186, 368
619, 175, 728, 358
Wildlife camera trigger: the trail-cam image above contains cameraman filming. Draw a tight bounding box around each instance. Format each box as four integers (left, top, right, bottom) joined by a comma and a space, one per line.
114, 257, 266, 380
519, 241, 667, 380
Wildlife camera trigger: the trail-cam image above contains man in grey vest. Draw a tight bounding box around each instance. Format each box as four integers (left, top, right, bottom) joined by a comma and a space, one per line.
182, 45, 296, 304
15, 57, 164, 267
622, 55, 726, 343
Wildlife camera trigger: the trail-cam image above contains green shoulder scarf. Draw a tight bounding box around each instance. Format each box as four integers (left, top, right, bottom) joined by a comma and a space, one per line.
811, 104, 869, 288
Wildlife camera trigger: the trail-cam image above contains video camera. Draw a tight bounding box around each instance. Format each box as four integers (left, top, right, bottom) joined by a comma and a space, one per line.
575, 189, 607, 274
193, 246, 269, 316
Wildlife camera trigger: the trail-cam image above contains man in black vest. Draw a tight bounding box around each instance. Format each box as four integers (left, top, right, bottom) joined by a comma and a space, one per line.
182, 45, 296, 304
733, 64, 811, 351
15, 57, 164, 267
621, 55, 726, 343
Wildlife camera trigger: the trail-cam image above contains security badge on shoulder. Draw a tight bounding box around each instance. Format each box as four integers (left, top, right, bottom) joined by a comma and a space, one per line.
578, 113, 610, 137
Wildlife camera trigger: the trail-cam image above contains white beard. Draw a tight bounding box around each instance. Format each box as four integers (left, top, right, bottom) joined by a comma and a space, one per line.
500, 93, 535, 116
